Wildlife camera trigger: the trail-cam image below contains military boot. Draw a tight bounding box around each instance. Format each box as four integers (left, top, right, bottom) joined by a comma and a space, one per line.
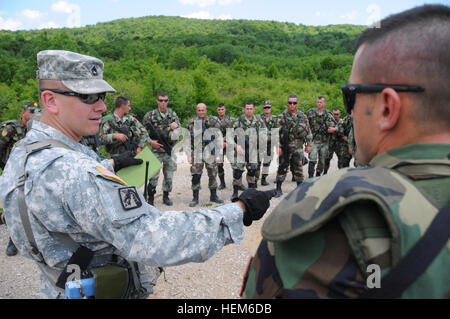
210, 189, 224, 204
261, 175, 269, 186
5, 238, 18, 256
238, 184, 247, 191
189, 190, 199, 207
248, 183, 257, 189
147, 189, 155, 205
308, 162, 316, 179
218, 175, 226, 190
231, 185, 239, 202
163, 191, 173, 206
275, 181, 283, 198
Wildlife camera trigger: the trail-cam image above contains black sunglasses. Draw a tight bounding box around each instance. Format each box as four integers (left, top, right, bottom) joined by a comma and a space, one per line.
287, 101, 298, 105
341, 84, 425, 114
158, 99, 169, 102
41, 89, 106, 105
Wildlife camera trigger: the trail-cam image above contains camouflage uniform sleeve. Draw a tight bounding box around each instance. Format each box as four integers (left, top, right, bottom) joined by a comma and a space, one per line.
171, 110, 181, 126
56, 159, 245, 267
133, 118, 151, 149
304, 115, 313, 145
0, 125, 16, 169
243, 218, 367, 299
99, 119, 115, 145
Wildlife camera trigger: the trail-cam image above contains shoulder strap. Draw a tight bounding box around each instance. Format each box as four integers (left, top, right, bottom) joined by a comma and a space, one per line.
17, 139, 74, 262
16, 139, 95, 289
361, 202, 450, 299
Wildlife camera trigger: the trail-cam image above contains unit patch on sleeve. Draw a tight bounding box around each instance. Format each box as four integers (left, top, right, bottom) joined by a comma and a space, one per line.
118, 187, 142, 210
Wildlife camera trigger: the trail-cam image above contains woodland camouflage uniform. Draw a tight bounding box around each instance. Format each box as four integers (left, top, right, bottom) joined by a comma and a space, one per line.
306, 108, 335, 177
242, 144, 450, 299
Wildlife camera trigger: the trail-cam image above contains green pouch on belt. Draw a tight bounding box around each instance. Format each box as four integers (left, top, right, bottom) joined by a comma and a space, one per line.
91, 265, 129, 299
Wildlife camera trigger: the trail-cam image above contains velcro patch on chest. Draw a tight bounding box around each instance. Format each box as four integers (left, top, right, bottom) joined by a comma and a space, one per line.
118, 186, 142, 210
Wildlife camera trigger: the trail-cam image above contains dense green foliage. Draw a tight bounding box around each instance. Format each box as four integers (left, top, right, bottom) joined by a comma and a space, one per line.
0, 16, 364, 124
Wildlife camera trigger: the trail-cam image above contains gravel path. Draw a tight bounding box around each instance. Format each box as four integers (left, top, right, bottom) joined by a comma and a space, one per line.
0, 153, 342, 299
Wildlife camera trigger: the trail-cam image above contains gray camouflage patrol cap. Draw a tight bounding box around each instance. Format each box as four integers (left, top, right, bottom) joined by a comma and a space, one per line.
36, 50, 116, 94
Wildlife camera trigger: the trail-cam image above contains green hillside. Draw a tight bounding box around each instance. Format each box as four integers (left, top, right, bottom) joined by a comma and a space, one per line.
0, 15, 365, 123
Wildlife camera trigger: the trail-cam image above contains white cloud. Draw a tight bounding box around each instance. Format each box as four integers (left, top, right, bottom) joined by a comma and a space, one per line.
182, 11, 212, 19
217, 14, 232, 20
38, 21, 60, 29
51, 1, 79, 14
182, 11, 233, 20
340, 10, 359, 21
0, 17, 23, 30
21, 9, 45, 20
180, 0, 241, 8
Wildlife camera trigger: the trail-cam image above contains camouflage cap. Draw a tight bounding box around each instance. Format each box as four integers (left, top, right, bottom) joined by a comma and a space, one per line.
36, 50, 116, 94
263, 100, 272, 107
23, 101, 38, 111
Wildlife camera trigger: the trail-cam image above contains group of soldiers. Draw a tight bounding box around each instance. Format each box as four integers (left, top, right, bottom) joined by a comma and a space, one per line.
0, 92, 355, 257
97, 93, 355, 207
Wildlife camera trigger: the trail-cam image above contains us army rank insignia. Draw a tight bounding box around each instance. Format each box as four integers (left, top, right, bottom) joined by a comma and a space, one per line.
118, 187, 142, 210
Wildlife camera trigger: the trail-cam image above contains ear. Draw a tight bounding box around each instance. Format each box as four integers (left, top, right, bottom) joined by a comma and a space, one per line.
377, 88, 401, 131
40, 90, 59, 115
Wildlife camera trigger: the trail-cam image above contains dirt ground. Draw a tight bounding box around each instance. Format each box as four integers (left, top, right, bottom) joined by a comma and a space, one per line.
0, 153, 344, 299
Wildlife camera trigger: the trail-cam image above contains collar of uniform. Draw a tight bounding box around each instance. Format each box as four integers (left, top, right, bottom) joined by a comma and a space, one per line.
113, 112, 123, 123
369, 143, 450, 169
30, 121, 93, 156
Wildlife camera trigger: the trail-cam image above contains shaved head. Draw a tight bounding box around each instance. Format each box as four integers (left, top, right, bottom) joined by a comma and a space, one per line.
353, 5, 450, 128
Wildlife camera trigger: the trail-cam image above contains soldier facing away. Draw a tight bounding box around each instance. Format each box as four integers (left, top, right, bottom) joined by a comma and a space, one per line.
0, 50, 275, 299
0, 101, 38, 256
242, 5, 450, 299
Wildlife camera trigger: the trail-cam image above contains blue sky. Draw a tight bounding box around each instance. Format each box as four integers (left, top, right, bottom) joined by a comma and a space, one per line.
0, 0, 448, 30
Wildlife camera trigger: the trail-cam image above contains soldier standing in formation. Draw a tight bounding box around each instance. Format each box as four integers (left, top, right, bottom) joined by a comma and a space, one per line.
306, 96, 335, 177
231, 101, 266, 201
186, 103, 224, 207
0, 101, 38, 256
274, 95, 312, 198
142, 92, 180, 206
242, 4, 450, 299
259, 100, 278, 186
324, 108, 351, 173
99, 96, 149, 156
216, 103, 235, 190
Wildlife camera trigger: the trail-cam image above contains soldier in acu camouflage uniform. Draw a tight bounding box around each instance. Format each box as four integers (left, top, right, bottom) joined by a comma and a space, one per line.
259, 100, 278, 186
230, 101, 266, 201
142, 92, 180, 206
99, 96, 150, 156
216, 103, 235, 190
241, 5, 450, 299
274, 95, 312, 198
306, 96, 335, 177
186, 103, 223, 207
0, 50, 273, 299
0, 101, 38, 256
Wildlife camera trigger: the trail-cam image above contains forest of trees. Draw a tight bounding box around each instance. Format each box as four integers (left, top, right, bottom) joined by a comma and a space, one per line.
0, 15, 365, 124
